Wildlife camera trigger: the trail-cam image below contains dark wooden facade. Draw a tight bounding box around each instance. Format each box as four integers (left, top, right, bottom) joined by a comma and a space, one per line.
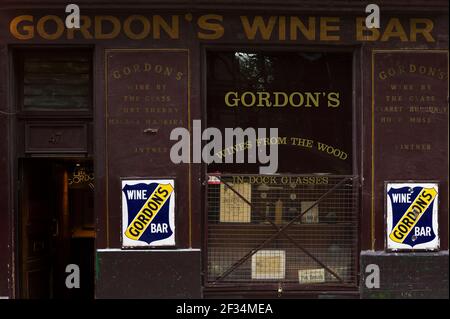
0, 0, 448, 298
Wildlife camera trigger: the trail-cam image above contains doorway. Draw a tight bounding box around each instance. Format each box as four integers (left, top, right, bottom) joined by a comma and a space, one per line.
18, 158, 95, 299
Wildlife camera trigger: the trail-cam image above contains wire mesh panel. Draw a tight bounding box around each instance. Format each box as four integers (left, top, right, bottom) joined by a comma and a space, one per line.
206, 174, 359, 287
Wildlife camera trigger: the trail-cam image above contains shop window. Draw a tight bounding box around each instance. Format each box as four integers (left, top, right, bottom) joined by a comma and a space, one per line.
205, 51, 358, 289
17, 49, 92, 111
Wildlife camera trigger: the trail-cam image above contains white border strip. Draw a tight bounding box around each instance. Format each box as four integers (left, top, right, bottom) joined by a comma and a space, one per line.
97, 248, 200, 252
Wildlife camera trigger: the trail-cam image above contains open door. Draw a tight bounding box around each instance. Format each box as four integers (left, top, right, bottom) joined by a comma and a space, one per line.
18, 159, 94, 299
19, 159, 58, 298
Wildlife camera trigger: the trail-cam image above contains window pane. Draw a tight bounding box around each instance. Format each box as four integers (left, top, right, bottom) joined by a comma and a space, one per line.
205, 51, 358, 288
207, 51, 353, 174
20, 52, 91, 110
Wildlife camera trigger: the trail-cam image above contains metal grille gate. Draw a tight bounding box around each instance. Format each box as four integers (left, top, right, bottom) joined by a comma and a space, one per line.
206, 174, 359, 287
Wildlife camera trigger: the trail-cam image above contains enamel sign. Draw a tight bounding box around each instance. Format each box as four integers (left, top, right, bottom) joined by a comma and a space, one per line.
122, 179, 175, 247
386, 182, 439, 251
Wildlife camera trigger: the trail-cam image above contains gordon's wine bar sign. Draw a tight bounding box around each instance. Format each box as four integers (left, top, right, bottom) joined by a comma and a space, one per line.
9, 14, 436, 42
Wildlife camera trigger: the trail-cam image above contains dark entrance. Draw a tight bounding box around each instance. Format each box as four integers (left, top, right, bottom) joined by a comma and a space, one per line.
18, 158, 94, 299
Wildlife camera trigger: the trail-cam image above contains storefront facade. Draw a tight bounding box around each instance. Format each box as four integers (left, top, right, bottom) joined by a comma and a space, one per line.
0, 0, 448, 299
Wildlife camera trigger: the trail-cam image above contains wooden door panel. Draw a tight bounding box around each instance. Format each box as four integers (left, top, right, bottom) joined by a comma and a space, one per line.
19, 159, 55, 299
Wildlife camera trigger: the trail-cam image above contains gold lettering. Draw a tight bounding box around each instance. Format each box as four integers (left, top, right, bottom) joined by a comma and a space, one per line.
197, 14, 224, 40
153, 15, 179, 39
95, 16, 121, 39
327, 92, 340, 107
67, 16, 93, 39
320, 17, 340, 41
273, 92, 289, 107
10, 15, 34, 40
223, 91, 341, 108
290, 17, 315, 41
278, 16, 286, 40
37, 15, 64, 40
240, 16, 277, 40
123, 15, 150, 40
257, 92, 272, 107
289, 92, 304, 107
381, 18, 408, 42
241, 92, 256, 107
356, 17, 380, 41
225, 92, 239, 107
410, 18, 434, 42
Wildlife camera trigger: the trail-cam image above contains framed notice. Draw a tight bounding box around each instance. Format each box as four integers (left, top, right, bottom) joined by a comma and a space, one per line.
386, 182, 439, 251
219, 183, 251, 223
121, 179, 175, 247
251, 250, 285, 279
298, 268, 325, 284
300, 201, 319, 223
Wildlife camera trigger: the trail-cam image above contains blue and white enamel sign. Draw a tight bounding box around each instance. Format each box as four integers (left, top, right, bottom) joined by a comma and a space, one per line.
121, 179, 175, 247
386, 182, 439, 251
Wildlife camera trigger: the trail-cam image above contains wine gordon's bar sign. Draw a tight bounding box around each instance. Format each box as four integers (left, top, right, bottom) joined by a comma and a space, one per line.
386, 182, 439, 251
121, 179, 176, 247
9, 14, 436, 42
